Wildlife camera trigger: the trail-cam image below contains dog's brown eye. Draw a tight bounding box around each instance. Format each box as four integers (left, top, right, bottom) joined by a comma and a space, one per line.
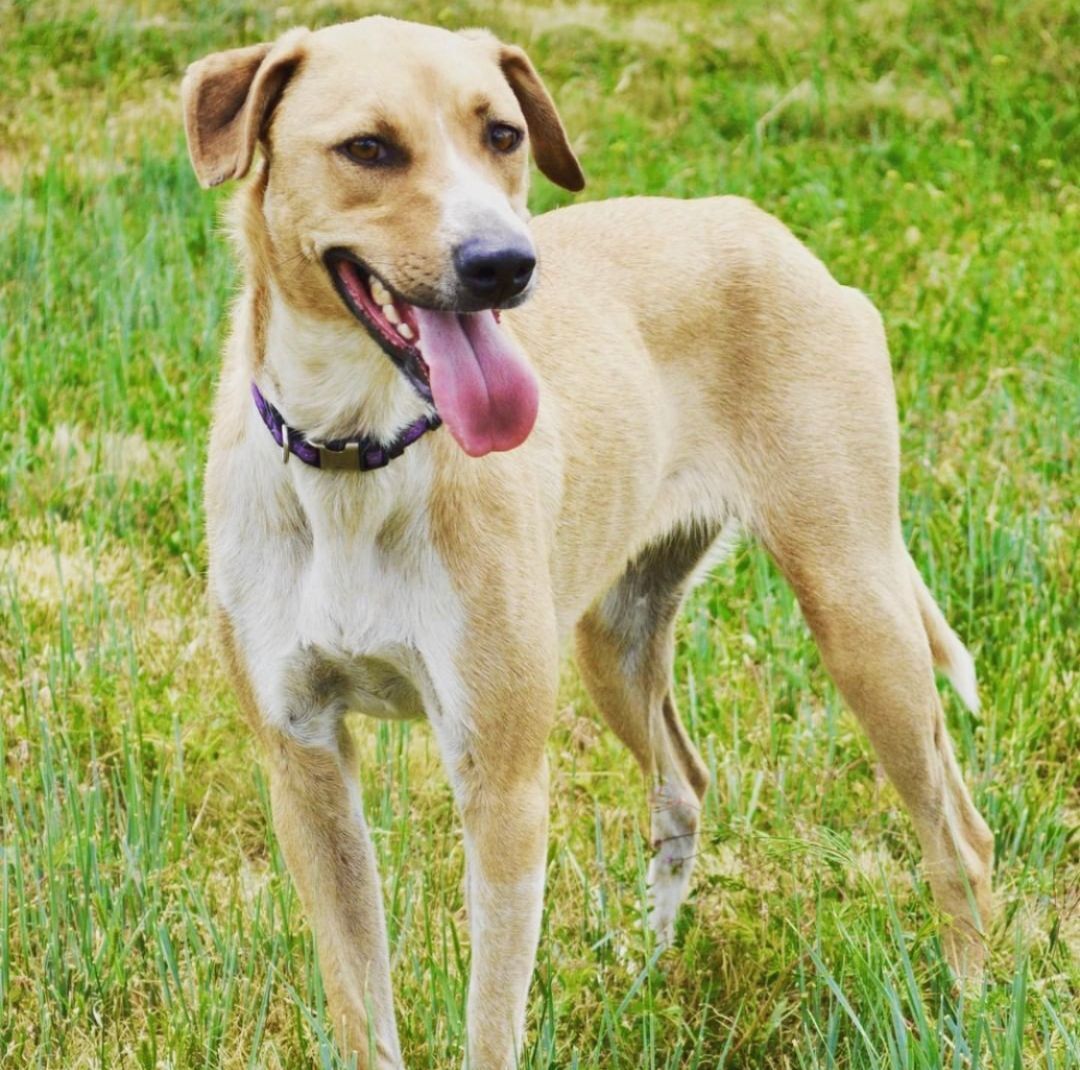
488, 123, 522, 154
342, 137, 387, 164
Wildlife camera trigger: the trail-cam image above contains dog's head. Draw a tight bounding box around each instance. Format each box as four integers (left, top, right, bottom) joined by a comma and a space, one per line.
181, 17, 584, 456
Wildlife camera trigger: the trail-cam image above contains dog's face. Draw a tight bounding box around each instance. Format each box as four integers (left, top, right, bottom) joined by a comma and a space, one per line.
182, 17, 584, 456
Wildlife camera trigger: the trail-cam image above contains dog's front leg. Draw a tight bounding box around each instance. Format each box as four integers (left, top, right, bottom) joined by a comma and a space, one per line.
432, 654, 556, 1069
463, 760, 549, 1070
264, 721, 403, 1068
221, 626, 403, 1069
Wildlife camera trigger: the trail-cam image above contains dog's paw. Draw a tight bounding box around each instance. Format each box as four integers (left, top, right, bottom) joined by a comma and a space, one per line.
646, 780, 699, 948
647, 853, 689, 949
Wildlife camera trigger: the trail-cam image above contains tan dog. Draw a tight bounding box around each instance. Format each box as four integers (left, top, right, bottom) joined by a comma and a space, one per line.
182, 16, 993, 1069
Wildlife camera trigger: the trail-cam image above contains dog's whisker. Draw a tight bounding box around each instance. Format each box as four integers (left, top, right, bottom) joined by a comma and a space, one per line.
271, 250, 309, 271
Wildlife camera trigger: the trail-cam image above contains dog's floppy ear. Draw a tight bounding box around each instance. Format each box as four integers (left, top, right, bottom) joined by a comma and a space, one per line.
462, 31, 584, 192
498, 45, 585, 192
181, 28, 308, 189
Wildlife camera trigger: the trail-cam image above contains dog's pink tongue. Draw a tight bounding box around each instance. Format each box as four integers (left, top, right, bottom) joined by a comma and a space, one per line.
413, 309, 539, 457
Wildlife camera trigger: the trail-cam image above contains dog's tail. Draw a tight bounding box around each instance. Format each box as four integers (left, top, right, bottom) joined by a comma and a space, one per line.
909, 555, 979, 713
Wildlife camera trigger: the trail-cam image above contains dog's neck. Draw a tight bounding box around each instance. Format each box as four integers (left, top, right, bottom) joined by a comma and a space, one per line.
255, 288, 432, 445
235, 170, 433, 447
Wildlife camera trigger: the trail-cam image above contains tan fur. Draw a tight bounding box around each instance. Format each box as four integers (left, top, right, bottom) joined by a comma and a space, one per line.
186, 16, 992, 1068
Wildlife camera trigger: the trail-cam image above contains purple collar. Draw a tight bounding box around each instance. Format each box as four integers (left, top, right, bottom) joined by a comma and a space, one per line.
251, 382, 441, 471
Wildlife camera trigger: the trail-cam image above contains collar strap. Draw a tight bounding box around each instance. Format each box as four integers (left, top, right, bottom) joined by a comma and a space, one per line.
251, 382, 441, 471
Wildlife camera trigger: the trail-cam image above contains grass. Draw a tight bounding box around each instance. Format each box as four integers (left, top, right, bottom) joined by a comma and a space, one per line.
0, 0, 1077, 1066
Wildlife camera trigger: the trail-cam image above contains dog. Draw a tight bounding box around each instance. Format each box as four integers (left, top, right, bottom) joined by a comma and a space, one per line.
181, 16, 993, 1068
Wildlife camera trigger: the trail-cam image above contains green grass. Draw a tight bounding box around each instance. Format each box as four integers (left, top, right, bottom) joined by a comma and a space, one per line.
1, 0, 1077, 1066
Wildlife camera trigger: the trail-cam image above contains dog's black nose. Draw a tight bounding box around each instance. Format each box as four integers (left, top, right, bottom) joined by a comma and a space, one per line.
453, 239, 536, 305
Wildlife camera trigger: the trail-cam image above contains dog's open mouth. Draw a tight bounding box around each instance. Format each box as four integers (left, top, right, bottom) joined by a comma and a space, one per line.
328, 251, 431, 399
327, 250, 540, 457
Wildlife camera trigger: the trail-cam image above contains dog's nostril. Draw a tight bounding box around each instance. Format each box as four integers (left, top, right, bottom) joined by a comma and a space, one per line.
454, 240, 536, 303
511, 259, 535, 288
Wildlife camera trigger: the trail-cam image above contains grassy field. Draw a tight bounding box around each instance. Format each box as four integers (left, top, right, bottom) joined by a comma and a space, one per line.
1, 0, 1077, 1067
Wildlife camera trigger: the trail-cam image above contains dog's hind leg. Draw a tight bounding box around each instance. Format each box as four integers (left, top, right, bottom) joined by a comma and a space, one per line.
763, 522, 994, 973
745, 322, 994, 973
575, 521, 726, 946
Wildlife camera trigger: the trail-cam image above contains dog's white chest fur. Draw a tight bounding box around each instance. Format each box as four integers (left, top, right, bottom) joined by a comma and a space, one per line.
210, 411, 467, 747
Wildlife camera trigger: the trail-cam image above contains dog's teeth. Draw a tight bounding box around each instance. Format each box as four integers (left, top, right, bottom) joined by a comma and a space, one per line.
396, 323, 415, 341
370, 277, 391, 305
382, 303, 401, 324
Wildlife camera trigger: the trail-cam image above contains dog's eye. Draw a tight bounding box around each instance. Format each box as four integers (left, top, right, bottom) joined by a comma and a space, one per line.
341, 137, 388, 165
488, 123, 523, 154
